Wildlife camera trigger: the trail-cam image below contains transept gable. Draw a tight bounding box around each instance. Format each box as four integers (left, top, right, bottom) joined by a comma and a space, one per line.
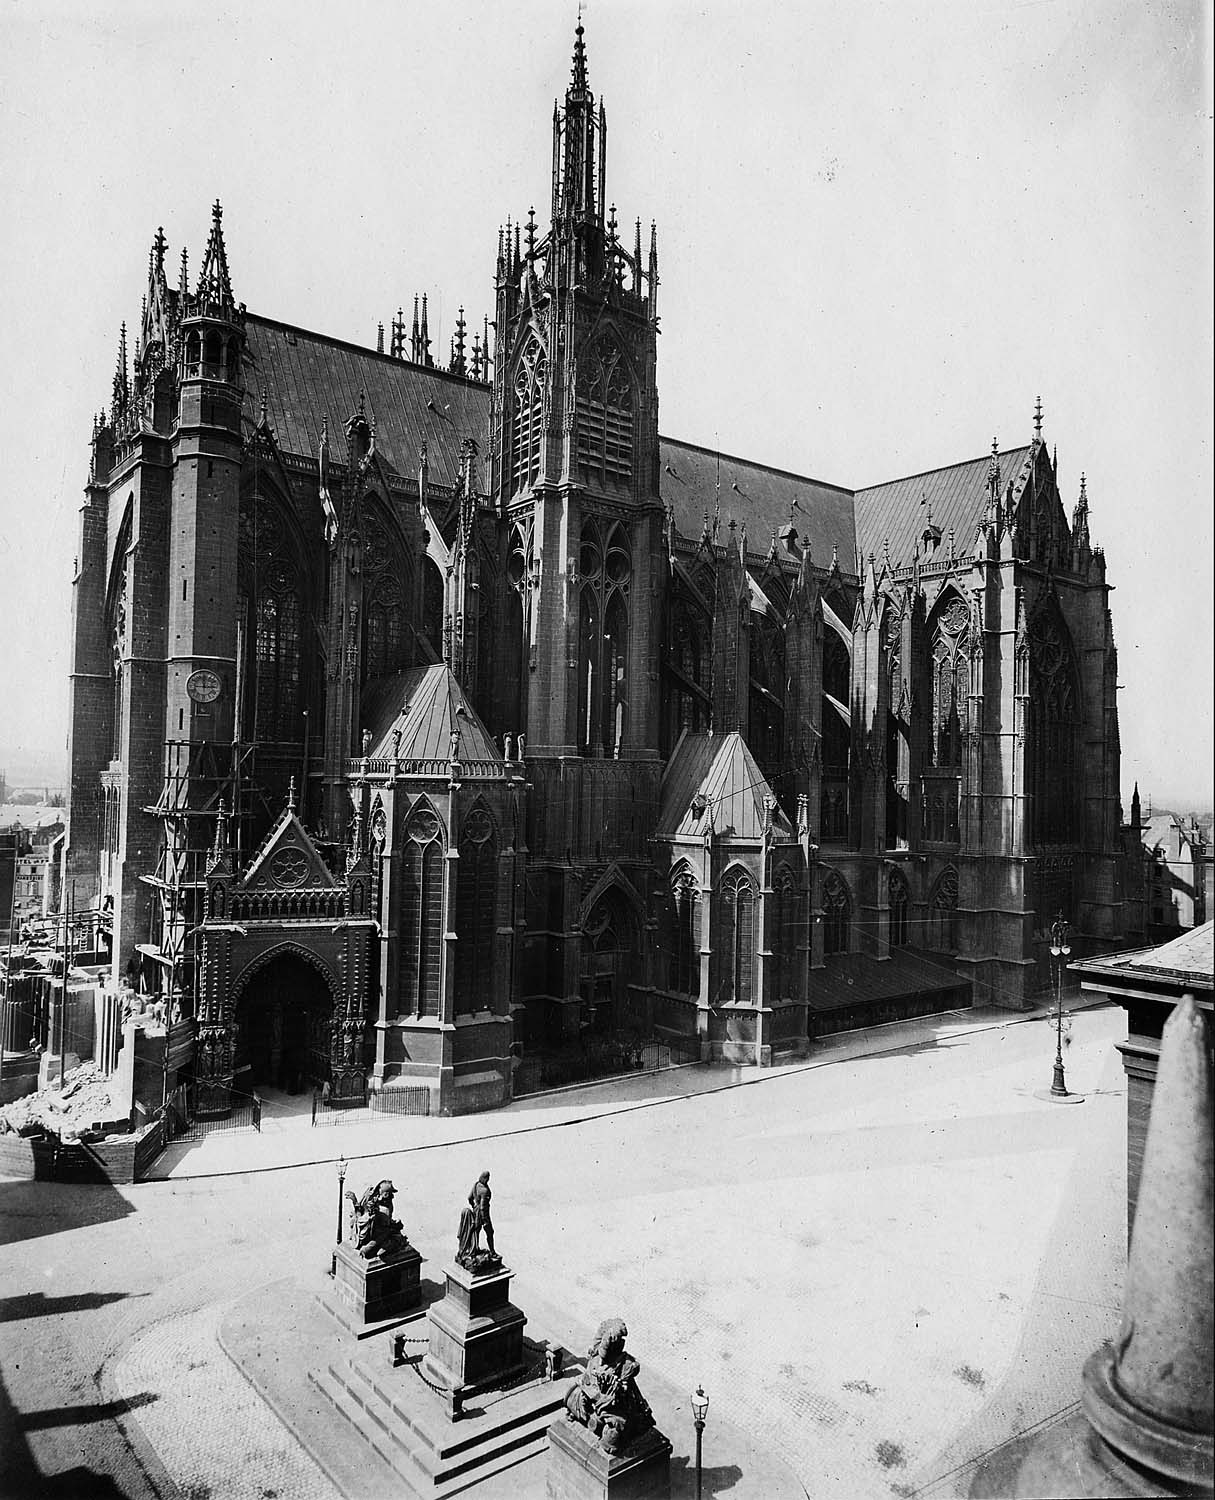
240, 804, 339, 892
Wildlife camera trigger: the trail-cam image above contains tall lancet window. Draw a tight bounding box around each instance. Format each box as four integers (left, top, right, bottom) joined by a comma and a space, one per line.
510, 337, 546, 495
577, 516, 630, 757
362, 511, 407, 680
577, 340, 633, 488
255, 558, 301, 741
929, 598, 970, 769
1027, 608, 1082, 846
401, 803, 444, 1018
668, 866, 699, 996
719, 868, 757, 1006
773, 862, 799, 1001
455, 805, 498, 1014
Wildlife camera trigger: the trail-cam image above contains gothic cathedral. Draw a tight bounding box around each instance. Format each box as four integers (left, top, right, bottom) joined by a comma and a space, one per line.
66, 23, 1132, 1115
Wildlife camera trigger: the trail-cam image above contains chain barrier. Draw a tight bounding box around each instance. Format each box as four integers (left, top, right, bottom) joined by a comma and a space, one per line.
406, 1359, 451, 1397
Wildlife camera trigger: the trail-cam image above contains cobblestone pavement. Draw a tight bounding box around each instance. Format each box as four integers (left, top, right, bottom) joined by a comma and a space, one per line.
0, 1004, 1126, 1500
111, 1301, 341, 1500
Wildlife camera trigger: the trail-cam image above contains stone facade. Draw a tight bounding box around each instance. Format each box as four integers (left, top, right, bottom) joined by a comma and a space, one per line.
63, 21, 1133, 1114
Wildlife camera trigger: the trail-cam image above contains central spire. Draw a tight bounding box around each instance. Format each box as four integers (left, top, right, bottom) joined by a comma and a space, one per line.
571, 11, 589, 97
552, 16, 606, 233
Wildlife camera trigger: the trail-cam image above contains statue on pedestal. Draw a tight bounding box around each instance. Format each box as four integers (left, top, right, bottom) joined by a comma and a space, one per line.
346, 1179, 410, 1261
565, 1318, 655, 1455
455, 1170, 501, 1273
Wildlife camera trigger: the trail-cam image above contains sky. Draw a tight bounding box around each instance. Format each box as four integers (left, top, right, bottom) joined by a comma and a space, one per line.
0, 0, 1210, 808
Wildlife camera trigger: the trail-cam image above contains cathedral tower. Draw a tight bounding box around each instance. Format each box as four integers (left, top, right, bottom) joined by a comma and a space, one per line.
488, 23, 664, 1043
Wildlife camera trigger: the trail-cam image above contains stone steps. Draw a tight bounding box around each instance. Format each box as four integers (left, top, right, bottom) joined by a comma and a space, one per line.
310, 1346, 574, 1498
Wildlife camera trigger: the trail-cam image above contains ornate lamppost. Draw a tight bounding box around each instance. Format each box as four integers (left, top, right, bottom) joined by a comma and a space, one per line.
691, 1384, 709, 1500
331, 1154, 347, 1276
1047, 914, 1082, 1102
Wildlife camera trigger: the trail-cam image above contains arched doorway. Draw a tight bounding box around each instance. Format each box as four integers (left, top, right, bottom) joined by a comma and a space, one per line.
578, 888, 637, 1036
233, 951, 334, 1093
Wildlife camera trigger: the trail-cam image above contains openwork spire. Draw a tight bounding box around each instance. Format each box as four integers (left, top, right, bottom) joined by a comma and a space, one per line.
195, 199, 236, 313
570, 12, 589, 97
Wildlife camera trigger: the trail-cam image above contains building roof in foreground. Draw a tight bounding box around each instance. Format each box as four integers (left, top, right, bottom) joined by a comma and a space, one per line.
657, 730, 792, 842
1073, 921, 1214, 993
854, 445, 1032, 568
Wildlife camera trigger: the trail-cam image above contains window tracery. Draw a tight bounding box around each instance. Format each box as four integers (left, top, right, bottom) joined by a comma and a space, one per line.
401, 803, 444, 1017
668, 866, 699, 995
926, 866, 959, 951
455, 804, 498, 1013
822, 869, 851, 956
719, 867, 756, 1005
576, 338, 633, 487
510, 337, 546, 494
1027, 608, 1081, 845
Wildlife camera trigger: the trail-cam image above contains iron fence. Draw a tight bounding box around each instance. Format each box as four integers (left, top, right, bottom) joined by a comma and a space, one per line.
163, 1083, 261, 1140
311, 1084, 431, 1126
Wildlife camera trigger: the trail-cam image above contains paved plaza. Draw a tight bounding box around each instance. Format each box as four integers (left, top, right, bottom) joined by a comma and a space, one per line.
0, 1001, 1127, 1499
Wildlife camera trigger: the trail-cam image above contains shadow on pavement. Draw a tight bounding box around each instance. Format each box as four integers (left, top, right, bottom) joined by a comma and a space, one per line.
0, 1176, 136, 1250
21, 1392, 158, 1431
670, 1454, 746, 1495
0, 1289, 147, 1321
0, 1368, 141, 1500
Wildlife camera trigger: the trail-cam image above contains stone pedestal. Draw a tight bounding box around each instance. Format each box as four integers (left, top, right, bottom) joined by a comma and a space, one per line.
547, 1417, 672, 1500
422, 1261, 526, 1397
328, 1239, 422, 1335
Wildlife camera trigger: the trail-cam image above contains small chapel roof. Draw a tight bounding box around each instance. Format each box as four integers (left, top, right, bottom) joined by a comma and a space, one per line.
656, 731, 792, 841
658, 438, 856, 571
854, 444, 1032, 567
361, 664, 502, 767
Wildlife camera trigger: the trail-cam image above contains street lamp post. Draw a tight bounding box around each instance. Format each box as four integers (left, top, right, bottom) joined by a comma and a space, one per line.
1050, 914, 1072, 1097
331, 1154, 347, 1277
691, 1384, 709, 1500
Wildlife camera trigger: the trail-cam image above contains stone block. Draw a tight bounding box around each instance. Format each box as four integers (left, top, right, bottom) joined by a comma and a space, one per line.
330, 1239, 423, 1330
546, 1417, 672, 1500
422, 1261, 527, 1396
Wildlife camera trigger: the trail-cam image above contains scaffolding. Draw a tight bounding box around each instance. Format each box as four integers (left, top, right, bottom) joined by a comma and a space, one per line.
140, 738, 279, 1019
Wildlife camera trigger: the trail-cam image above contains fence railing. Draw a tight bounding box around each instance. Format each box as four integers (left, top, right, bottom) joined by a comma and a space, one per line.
164, 1083, 261, 1140
311, 1084, 431, 1126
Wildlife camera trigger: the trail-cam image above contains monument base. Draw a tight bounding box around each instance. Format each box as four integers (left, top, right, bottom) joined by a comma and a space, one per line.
546, 1418, 672, 1500
422, 1261, 527, 1397
322, 1240, 423, 1337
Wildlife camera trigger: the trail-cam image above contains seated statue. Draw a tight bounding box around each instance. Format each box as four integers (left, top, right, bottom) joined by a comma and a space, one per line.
345, 1179, 410, 1261
565, 1318, 655, 1456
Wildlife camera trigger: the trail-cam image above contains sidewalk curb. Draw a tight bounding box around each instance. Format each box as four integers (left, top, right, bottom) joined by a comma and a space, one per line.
136, 998, 1117, 1185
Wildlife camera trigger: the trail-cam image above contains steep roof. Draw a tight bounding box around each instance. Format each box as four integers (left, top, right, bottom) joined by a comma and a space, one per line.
657, 730, 792, 841
854, 445, 1031, 567
242, 315, 491, 490
240, 316, 857, 563
658, 438, 856, 568
362, 664, 502, 765
241, 310, 1033, 581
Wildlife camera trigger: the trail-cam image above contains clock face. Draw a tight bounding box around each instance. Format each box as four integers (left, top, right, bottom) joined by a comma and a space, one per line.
187, 669, 222, 704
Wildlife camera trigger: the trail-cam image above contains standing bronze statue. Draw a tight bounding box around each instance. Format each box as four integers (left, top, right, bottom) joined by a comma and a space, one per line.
455, 1170, 501, 1272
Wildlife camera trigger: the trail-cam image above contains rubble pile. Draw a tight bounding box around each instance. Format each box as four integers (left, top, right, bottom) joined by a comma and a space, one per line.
0, 1062, 128, 1141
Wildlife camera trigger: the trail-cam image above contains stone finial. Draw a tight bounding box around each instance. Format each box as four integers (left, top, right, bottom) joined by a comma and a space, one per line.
286, 775, 297, 812
1033, 394, 1043, 440
1081, 994, 1214, 1487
